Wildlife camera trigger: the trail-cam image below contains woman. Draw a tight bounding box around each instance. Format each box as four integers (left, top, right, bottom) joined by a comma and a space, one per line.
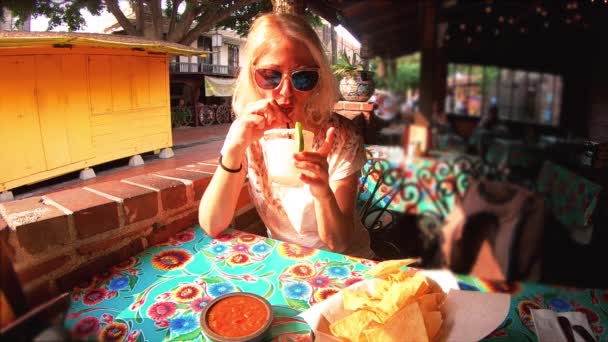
198, 13, 373, 258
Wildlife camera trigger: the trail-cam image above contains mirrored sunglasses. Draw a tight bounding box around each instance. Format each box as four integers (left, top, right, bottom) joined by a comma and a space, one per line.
254, 68, 319, 91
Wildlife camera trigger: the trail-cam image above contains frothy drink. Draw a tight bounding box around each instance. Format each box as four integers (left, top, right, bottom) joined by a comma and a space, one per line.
262, 128, 314, 187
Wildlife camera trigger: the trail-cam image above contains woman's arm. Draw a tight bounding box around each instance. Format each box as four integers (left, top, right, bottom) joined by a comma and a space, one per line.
198, 149, 248, 237
198, 99, 288, 237
313, 173, 360, 253
293, 127, 361, 253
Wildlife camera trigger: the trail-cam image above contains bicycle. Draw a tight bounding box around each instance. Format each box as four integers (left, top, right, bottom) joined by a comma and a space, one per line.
198, 105, 216, 126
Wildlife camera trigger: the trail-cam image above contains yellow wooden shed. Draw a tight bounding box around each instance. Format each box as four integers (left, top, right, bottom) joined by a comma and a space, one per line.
0, 32, 208, 192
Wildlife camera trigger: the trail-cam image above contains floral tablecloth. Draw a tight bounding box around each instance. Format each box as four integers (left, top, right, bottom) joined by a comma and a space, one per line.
64, 227, 608, 341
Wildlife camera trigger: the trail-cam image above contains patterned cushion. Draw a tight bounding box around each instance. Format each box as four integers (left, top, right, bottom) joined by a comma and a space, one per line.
536, 161, 602, 228
442, 181, 543, 280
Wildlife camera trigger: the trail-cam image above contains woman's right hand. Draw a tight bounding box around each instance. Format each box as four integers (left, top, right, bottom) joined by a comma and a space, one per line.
222, 99, 290, 158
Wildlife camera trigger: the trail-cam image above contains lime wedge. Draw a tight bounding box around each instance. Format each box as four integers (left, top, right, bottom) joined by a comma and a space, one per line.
295, 122, 304, 152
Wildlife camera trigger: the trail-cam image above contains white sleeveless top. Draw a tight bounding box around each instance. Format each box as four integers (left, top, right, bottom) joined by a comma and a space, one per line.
245, 113, 373, 258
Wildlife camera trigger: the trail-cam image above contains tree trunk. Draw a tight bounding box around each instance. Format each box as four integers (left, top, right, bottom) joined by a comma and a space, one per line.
170, 0, 200, 42
167, 0, 182, 40
271, 0, 306, 15
135, 1, 144, 35
149, 0, 163, 40
106, 0, 138, 36
178, 0, 262, 45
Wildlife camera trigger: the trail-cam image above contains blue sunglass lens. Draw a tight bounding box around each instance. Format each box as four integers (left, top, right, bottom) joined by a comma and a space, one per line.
254, 69, 283, 89
292, 70, 319, 91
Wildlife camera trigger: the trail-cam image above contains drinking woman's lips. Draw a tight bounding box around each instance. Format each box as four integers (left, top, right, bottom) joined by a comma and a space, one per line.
279, 106, 293, 115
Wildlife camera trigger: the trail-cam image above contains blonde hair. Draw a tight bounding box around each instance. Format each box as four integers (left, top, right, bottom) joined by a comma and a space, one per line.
232, 13, 337, 126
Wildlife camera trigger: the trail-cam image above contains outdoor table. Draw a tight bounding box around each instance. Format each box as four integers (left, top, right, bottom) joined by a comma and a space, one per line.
63, 226, 608, 341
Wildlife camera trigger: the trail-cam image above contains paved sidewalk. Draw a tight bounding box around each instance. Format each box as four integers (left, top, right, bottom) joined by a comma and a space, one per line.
14, 124, 231, 199
172, 124, 231, 147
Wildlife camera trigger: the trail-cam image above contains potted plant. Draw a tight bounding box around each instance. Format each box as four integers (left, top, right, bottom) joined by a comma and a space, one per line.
332, 51, 375, 102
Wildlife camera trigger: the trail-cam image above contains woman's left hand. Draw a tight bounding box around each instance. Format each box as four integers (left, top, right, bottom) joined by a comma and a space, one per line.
294, 127, 336, 199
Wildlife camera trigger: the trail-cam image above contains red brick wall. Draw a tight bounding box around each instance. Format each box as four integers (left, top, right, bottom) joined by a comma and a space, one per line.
0, 158, 260, 306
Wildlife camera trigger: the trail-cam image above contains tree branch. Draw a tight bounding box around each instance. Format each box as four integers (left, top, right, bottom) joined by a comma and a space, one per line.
170, 0, 201, 42
179, 0, 262, 45
106, 0, 138, 36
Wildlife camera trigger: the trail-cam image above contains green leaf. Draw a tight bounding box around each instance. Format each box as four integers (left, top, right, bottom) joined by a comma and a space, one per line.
251, 263, 265, 274
258, 271, 276, 278
135, 309, 144, 324
128, 275, 138, 290
203, 276, 225, 284
201, 250, 215, 259
262, 282, 275, 299
285, 298, 309, 311
114, 318, 129, 326
322, 261, 350, 269
167, 328, 202, 342
266, 239, 276, 248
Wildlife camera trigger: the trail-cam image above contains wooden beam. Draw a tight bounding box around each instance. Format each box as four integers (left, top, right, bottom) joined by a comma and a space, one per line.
371, 37, 419, 53
370, 34, 420, 58
342, 0, 392, 18
352, 6, 418, 33
363, 22, 418, 39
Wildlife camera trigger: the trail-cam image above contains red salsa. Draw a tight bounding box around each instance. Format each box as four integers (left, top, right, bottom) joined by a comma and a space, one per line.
207, 295, 269, 337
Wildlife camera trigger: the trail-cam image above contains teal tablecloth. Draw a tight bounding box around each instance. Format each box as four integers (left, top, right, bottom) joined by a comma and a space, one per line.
64, 227, 608, 341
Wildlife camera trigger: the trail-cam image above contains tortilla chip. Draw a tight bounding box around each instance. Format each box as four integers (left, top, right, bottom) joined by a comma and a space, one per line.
343, 288, 377, 311
330, 309, 379, 341
375, 280, 417, 317
331, 265, 445, 341
417, 293, 443, 312
384, 268, 417, 282
422, 311, 443, 340
366, 258, 419, 277
363, 302, 429, 342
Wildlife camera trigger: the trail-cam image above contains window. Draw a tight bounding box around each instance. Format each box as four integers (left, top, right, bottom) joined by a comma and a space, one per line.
197, 36, 212, 64
228, 44, 239, 67
446, 64, 562, 126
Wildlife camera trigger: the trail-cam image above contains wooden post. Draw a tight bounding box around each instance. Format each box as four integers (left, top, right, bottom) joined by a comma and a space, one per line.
359, 34, 370, 71
271, 0, 306, 15
419, 0, 447, 119
331, 24, 337, 64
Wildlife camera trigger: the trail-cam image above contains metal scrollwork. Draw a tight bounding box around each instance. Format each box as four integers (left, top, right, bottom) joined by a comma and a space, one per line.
401, 181, 423, 214
358, 159, 406, 233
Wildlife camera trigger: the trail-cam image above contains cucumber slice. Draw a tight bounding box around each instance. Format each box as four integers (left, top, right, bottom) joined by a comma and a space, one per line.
295, 122, 304, 152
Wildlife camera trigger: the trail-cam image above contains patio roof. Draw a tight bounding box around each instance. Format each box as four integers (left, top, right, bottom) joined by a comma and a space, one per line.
0, 31, 210, 56
308, 0, 421, 58
308, 0, 605, 61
